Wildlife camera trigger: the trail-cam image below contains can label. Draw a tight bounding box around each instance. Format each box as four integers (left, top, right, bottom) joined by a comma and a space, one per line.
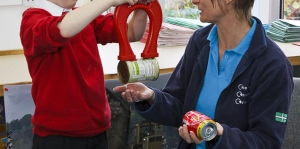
182, 111, 217, 141
117, 58, 159, 84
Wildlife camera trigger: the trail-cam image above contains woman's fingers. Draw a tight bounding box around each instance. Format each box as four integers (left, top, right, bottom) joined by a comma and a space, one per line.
189, 131, 202, 144
178, 125, 203, 144
179, 125, 192, 143
115, 82, 152, 102
120, 88, 140, 102
112, 85, 127, 92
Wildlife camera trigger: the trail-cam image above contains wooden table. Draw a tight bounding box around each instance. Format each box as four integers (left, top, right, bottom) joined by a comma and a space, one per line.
276, 42, 300, 66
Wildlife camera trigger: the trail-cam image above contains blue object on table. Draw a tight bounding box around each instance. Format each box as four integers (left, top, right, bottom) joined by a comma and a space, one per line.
263, 24, 270, 31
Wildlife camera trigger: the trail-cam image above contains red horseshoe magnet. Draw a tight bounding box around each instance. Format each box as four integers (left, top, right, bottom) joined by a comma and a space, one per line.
114, 0, 163, 61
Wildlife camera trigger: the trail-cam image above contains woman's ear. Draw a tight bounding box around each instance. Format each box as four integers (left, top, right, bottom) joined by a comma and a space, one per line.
224, 0, 232, 5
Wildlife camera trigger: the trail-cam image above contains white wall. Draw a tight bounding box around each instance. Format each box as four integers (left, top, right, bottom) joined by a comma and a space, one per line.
0, 0, 22, 6
0, 5, 28, 50
0, 0, 88, 51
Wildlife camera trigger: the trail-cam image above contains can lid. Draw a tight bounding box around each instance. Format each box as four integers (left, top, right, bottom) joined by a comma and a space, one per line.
199, 121, 217, 141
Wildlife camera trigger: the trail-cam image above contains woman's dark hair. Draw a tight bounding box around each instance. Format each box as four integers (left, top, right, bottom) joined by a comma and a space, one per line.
212, 0, 255, 25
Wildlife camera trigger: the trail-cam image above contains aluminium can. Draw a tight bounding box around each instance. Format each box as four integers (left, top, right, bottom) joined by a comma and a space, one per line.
182, 110, 217, 141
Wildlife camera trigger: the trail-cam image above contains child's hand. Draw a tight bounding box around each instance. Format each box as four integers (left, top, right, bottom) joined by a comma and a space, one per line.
109, 0, 155, 6
110, 0, 138, 6
138, 0, 155, 4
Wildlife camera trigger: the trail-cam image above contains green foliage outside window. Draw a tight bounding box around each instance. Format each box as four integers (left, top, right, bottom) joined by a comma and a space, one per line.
164, 0, 199, 19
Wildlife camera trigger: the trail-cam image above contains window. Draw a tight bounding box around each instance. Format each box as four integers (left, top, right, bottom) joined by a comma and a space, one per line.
162, 0, 199, 19
252, 0, 280, 24
90, 0, 280, 24
160, 0, 281, 24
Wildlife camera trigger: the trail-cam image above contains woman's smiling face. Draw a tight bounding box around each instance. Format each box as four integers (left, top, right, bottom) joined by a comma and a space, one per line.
191, 0, 229, 24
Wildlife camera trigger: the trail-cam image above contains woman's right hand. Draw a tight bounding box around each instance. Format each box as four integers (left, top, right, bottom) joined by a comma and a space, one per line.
113, 82, 155, 104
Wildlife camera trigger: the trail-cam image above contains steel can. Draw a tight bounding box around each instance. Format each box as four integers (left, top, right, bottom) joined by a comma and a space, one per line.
182, 110, 217, 141
117, 58, 159, 84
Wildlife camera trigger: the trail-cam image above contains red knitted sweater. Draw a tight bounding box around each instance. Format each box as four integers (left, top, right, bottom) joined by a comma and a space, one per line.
20, 8, 118, 137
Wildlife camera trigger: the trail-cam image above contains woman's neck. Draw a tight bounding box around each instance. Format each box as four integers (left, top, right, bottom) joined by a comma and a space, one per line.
217, 19, 251, 51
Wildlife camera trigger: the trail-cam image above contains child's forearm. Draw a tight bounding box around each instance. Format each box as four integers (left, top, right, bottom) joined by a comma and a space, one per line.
127, 9, 148, 42
58, 0, 113, 38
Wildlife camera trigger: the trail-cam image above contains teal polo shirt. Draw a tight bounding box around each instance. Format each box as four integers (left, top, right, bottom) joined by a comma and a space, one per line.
195, 19, 257, 149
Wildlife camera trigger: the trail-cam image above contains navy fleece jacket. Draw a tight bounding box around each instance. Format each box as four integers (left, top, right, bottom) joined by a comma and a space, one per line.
134, 17, 294, 149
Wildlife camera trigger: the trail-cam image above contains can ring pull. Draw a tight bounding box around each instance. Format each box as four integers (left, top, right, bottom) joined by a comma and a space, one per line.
114, 1, 162, 61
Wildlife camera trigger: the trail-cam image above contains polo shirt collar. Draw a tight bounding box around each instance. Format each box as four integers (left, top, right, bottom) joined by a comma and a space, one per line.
33, 0, 72, 16
207, 18, 257, 55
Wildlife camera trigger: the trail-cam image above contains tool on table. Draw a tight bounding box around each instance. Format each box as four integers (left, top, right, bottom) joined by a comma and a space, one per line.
114, 0, 162, 84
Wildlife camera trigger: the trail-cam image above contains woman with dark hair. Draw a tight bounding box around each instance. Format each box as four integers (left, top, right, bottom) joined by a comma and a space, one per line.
114, 0, 294, 148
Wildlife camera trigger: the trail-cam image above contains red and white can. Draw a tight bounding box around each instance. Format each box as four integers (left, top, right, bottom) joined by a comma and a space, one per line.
182, 110, 217, 141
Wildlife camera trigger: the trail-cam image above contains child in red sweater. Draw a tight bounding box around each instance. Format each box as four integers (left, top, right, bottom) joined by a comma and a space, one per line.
19, 0, 153, 148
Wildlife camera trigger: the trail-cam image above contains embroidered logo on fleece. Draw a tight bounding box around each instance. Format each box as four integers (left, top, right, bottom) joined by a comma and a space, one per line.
275, 112, 287, 123
235, 84, 249, 105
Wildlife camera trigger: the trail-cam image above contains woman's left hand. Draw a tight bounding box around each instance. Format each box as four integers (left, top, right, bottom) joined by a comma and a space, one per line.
179, 122, 224, 144
179, 124, 203, 144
